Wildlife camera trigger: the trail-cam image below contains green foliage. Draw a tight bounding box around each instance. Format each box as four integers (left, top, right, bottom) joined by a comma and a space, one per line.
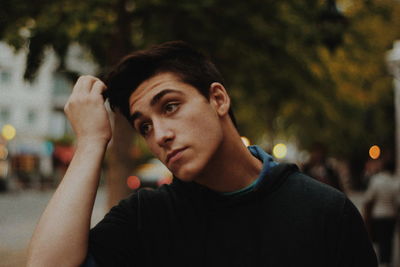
1, 0, 399, 165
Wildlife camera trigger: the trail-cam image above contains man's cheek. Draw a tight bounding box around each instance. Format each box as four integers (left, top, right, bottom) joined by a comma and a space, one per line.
148, 144, 160, 160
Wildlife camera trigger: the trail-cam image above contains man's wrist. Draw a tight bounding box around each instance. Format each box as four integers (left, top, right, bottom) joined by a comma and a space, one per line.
75, 138, 109, 152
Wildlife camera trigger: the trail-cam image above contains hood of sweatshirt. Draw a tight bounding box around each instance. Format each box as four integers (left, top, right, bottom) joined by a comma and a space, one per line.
170, 146, 299, 209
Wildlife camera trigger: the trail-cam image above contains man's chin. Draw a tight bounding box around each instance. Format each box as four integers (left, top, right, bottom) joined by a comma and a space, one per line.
172, 167, 199, 182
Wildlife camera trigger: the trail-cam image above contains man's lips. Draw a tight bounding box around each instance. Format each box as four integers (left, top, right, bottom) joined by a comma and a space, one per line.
166, 147, 187, 164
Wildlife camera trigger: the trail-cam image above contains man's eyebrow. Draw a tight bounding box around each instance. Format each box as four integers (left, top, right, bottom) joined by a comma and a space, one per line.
150, 89, 182, 106
129, 89, 182, 125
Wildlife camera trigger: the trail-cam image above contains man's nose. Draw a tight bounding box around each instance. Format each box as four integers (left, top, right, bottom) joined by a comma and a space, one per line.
154, 121, 174, 147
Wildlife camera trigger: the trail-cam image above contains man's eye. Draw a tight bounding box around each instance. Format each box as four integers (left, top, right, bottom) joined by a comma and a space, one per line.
139, 122, 152, 136
164, 102, 179, 114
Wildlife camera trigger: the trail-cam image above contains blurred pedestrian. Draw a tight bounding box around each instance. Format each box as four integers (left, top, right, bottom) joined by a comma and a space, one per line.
364, 158, 399, 267
303, 143, 344, 191
362, 158, 383, 190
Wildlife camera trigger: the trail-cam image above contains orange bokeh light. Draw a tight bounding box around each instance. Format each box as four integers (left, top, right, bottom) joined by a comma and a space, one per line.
127, 175, 141, 190
369, 145, 381, 160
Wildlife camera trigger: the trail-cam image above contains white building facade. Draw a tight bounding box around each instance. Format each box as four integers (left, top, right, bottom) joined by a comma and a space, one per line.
0, 42, 96, 184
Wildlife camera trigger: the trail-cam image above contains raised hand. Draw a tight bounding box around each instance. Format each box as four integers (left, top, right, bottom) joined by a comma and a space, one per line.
64, 75, 112, 145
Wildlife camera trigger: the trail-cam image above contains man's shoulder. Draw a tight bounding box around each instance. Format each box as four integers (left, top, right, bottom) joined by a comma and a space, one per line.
289, 169, 344, 197
270, 163, 344, 194
269, 163, 347, 212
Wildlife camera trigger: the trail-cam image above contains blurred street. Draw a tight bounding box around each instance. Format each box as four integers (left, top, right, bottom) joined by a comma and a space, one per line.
1, 188, 394, 267
0, 187, 107, 267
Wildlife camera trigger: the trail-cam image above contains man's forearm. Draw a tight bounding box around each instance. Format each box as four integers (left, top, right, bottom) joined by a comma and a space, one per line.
27, 141, 107, 267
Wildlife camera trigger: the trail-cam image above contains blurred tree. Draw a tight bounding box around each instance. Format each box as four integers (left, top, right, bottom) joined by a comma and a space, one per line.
0, 0, 139, 207
0, 0, 399, 192
276, 0, 400, 187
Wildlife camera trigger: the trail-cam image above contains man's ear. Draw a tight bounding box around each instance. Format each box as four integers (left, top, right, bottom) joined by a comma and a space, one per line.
209, 82, 230, 116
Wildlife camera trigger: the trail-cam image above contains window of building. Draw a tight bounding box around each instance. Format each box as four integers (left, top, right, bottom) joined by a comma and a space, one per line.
53, 73, 72, 96
0, 107, 10, 122
26, 109, 37, 125
0, 69, 11, 85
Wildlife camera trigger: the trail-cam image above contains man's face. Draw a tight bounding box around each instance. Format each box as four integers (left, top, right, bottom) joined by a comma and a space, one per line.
128, 72, 224, 181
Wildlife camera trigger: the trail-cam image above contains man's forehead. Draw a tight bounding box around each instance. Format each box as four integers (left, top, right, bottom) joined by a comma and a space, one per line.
129, 79, 163, 108
129, 74, 176, 106
128, 72, 186, 114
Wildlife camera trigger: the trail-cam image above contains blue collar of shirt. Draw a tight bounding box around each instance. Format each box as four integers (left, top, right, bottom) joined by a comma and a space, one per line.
222, 145, 278, 196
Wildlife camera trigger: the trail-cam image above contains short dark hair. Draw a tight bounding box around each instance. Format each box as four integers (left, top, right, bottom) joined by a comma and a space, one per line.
104, 41, 237, 127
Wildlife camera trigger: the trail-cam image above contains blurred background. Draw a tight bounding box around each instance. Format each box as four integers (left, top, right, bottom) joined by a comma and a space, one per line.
1, 0, 400, 266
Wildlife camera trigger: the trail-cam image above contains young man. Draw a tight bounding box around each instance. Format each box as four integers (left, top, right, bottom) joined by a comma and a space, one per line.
27, 41, 377, 267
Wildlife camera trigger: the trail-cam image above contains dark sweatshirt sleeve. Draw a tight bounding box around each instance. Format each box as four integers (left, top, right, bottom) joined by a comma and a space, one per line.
86, 193, 140, 267
335, 198, 378, 267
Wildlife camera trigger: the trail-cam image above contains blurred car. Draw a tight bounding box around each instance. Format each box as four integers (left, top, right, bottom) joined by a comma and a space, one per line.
134, 158, 172, 189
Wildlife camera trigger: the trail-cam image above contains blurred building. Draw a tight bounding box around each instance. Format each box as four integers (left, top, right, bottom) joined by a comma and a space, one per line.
0, 42, 97, 189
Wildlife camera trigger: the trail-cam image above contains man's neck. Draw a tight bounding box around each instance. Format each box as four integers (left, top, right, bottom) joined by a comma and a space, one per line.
193, 130, 263, 193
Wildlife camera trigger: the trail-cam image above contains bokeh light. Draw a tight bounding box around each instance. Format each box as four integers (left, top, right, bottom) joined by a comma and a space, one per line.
273, 143, 287, 159
126, 175, 141, 190
241, 136, 251, 147
369, 145, 381, 160
2, 124, 16, 141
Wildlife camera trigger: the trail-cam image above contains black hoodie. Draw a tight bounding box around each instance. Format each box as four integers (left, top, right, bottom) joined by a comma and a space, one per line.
86, 149, 377, 267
